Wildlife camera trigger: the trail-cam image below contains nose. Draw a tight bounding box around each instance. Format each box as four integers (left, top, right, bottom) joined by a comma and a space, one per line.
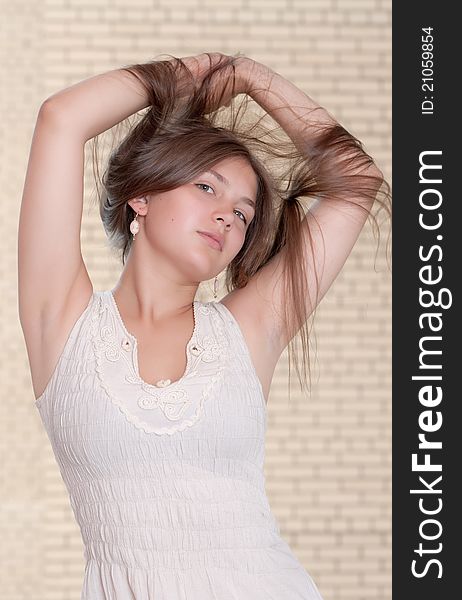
214, 212, 233, 229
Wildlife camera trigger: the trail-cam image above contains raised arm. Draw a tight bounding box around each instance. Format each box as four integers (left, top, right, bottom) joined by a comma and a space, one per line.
227, 58, 389, 359
17, 66, 158, 399
18, 67, 151, 316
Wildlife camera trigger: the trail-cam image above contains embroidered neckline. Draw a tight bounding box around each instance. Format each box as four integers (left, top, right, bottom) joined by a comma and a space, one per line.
91, 291, 228, 435
107, 289, 199, 390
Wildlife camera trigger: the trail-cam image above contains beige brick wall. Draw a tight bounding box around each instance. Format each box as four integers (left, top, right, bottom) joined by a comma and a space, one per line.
3, 0, 391, 598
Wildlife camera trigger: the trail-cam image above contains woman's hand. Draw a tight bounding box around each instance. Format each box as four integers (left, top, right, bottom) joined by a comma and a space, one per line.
174, 52, 270, 111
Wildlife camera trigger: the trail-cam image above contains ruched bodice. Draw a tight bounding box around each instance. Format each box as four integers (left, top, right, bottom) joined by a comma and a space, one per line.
35, 290, 324, 599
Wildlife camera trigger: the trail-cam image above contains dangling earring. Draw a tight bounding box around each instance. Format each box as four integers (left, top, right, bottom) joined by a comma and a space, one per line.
213, 276, 218, 300
130, 211, 140, 240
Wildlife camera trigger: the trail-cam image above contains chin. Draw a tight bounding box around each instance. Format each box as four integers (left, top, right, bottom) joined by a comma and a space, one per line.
180, 253, 218, 281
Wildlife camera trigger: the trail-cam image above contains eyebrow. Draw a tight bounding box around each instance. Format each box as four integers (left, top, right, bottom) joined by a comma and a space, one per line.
205, 169, 256, 210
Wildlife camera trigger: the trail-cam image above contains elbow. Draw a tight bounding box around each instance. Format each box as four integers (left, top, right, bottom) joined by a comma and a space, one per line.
39, 95, 60, 116
39, 93, 72, 119
36, 97, 83, 140
37, 97, 64, 127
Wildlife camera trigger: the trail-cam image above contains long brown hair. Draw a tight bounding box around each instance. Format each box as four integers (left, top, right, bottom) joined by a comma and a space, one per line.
90, 52, 392, 399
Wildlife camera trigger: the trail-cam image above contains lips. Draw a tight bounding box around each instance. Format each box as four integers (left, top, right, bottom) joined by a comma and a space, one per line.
197, 231, 223, 251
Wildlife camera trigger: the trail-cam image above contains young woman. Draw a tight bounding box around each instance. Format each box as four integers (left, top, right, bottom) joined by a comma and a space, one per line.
18, 52, 391, 599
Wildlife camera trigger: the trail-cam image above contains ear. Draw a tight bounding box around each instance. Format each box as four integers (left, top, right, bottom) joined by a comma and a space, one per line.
127, 196, 149, 216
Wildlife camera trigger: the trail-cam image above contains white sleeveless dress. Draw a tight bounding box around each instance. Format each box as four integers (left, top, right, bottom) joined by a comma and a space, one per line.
35, 290, 324, 599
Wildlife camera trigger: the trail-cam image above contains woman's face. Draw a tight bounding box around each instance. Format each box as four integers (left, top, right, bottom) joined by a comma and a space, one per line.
139, 156, 258, 282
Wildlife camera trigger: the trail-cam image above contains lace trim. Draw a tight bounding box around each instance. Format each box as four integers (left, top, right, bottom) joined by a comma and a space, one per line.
91, 294, 228, 435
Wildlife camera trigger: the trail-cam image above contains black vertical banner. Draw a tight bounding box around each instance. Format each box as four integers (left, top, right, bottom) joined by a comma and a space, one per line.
393, 3, 459, 598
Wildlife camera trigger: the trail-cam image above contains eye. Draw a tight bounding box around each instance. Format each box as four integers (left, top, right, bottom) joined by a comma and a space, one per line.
234, 209, 247, 225
196, 183, 214, 194
196, 183, 248, 225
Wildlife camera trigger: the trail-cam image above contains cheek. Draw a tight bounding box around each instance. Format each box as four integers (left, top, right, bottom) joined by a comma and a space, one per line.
227, 229, 247, 257
152, 199, 195, 232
